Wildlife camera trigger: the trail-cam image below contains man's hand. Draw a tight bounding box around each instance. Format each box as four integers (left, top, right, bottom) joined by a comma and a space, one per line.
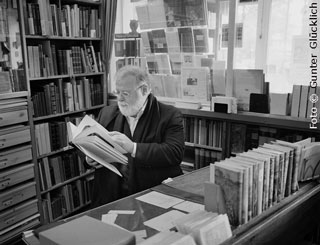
86, 156, 99, 167
109, 131, 134, 154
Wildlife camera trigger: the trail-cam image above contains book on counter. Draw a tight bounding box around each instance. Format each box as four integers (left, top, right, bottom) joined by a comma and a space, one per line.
39, 215, 135, 245
67, 115, 128, 177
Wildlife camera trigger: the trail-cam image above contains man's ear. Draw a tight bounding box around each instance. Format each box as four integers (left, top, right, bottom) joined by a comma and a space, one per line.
142, 85, 149, 95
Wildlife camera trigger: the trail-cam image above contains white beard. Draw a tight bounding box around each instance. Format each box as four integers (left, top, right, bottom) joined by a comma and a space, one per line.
118, 95, 147, 117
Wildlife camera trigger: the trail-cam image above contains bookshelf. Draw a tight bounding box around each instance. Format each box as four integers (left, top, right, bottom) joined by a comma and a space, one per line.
0, 1, 40, 243
17, 0, 106, 227
178, 108, 320, 172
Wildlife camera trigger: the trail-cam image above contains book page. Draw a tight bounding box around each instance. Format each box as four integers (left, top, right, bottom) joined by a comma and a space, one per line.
68, 115, 127, 154
74, 137, 125, 176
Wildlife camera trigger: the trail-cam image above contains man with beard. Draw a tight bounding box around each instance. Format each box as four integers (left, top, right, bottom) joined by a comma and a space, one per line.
86, 65, 185, 207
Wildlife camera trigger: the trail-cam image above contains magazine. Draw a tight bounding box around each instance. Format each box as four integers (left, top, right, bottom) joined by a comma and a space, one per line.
67, 115, 128, 177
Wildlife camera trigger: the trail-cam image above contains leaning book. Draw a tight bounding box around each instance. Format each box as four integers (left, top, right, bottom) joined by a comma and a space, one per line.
67, 115, 128, 177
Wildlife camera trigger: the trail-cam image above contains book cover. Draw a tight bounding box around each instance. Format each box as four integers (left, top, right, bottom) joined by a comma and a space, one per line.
298, 85, 309, 118
165, 28, 180, 53
181, 67, 210, 102
223, 159, 250, 224
213, 161, 243, 227
183, 0, 207, 26
154, 54, 172, 74
162, 74, 181, 98
114, 40, 125, 57
193, 28, 209, 53
258, 147, 282, 203
0, 71, 12, 94
299, 142, 320, 182
67, 115, 128, 177
147, 0, 167, 29
201, 58, 226, 96
141, 31, 152, 54
271, 141, 295, 196
230, 124, 246, 154
269, 93, 289, 116
151, 29, 168, 53
39, 215, 135, 245
178, 27, 194, 53
251, 148, 275, 208
149, 74, 165, 97
290, 85, 301, 117
233, 69, 265, 111
136, 5, 150, 30
262, 143, 289, 200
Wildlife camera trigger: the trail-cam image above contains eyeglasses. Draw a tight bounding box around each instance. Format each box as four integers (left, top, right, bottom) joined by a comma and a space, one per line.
113, 85, 144, 98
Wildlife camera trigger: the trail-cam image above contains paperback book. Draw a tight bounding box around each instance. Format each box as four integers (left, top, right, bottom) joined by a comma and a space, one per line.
67, 115, 128, 177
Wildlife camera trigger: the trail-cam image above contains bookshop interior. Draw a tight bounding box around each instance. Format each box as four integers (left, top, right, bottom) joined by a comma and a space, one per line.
0, 0, 320, 244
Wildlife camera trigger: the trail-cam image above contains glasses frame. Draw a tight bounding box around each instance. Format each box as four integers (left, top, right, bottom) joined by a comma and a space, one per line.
113, 84, 144, 98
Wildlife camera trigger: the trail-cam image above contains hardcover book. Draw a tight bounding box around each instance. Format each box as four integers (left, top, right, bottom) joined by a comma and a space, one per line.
39, 215, 135, 245
212, 161, 244, 227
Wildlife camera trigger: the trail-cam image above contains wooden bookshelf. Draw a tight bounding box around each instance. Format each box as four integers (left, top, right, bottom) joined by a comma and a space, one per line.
180, 108, 315, 132
17, 0, 106, 226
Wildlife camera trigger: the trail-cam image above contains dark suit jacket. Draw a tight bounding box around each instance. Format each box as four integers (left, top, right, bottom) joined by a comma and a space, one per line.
91, 94, 184, 207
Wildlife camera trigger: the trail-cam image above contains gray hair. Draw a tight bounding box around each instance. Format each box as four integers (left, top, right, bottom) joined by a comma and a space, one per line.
115, 65, 150, 87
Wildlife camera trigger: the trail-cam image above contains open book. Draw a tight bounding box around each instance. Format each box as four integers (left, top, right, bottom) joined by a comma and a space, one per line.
67, 115, 128, 177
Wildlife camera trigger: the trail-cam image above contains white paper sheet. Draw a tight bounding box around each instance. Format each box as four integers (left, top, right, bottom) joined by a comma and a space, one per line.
143, 210, 186, 231
173, 201, 205, 213
101, 213, 118, 224
136, 191, 184, 209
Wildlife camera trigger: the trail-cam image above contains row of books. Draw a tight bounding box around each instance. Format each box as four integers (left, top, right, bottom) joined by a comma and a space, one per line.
210, 138, 318, 227
0, 70, 27, 94
35, 121, 68, 156
194, 148, 222, 170
141, 27, 213, 54
290, 85, 320, 119
32, 77, 103, 117
41, 178, 93, 223
230, 123, 315, 154
141, 211, 232, 245
136, 0, 207, 29
38, 152, 86, 191
23, 1, 101, 38
27, 43, 102, 78
183, 117, 223, 148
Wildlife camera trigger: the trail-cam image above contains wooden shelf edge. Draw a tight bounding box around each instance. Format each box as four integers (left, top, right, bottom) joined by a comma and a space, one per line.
180, 108, 314, 131
41, 170, 95, 195
0, 91, 29, 99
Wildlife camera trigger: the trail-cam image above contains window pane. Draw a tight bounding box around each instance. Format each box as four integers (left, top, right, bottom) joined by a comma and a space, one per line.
266, 0, 319, 93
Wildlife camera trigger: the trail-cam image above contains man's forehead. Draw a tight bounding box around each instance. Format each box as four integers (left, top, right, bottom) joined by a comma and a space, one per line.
116, 74, 136, 87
